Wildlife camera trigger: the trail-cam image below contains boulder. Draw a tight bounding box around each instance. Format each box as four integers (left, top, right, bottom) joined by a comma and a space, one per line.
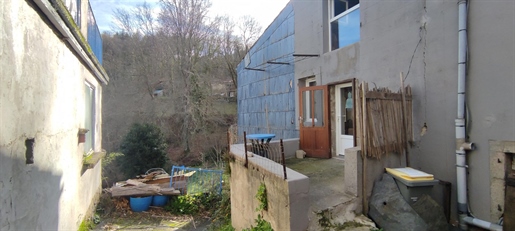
368, 173, 427, 231
411, 194, 448, 231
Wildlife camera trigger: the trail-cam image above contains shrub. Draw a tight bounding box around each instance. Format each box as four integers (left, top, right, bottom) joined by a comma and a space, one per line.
101, 152, 124, 188
119, 123, 168, 178
165, 194, 200, 215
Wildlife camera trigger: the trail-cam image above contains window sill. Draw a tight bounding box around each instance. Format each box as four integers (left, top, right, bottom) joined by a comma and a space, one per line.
83, 151, 106, 169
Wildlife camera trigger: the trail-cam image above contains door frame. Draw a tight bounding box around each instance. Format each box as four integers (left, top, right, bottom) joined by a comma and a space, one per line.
299, 85, 331, 158
335, 82, 355, 156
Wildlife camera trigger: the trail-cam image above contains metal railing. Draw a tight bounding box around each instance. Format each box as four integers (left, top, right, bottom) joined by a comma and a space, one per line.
228, 128, 288, 180
87, 2, 103, 64
60, 0, 103, 64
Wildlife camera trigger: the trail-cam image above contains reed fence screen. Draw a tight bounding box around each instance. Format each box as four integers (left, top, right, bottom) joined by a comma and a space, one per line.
356, 82, 413, 159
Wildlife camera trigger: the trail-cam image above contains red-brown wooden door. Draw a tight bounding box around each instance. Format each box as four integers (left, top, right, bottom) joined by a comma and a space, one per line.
299, 85, 331, 158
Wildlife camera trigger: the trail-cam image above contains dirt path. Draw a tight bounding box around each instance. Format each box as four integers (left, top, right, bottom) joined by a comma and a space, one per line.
93, 209, 211, 231
93, 195, 212, 231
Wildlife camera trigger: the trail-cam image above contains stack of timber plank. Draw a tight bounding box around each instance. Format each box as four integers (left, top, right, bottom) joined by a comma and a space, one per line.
111, 171, 182, 197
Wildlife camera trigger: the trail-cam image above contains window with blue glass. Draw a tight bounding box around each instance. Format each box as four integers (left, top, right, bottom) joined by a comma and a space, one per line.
330, 0, 360, 51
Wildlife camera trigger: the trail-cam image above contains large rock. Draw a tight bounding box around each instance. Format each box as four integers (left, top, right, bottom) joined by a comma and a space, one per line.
411, 194, 448, 231
368, 173, 427, 231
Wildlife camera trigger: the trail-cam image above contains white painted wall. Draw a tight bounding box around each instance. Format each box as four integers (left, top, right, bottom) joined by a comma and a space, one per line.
0, 1, 104, 230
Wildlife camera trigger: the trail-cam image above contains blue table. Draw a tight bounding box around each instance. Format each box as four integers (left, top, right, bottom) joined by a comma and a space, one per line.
247, 134, 276, 158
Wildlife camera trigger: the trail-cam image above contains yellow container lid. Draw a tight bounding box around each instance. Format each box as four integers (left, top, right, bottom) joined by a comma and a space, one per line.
386, 167, 434, 182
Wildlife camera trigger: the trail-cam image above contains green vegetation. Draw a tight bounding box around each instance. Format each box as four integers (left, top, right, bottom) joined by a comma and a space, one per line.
238, 183, 274, 231
216, 223, 236, 231
78, 219, 94, 231
316, 209, 332, 229
333, 221, 367, 230
208, 170, 233, 230
255, 183, 268, 212
243, 214, 273, 231
164, 173, 233, 230
100, 152, 125, 188
166, 193, 207, 215
119, 123, 168, 178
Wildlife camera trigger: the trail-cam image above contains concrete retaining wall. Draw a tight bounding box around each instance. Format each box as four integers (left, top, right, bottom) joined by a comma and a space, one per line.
230, 144, 309, 230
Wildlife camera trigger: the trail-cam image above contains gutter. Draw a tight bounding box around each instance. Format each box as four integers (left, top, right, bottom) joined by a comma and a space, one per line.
455, 1, 501, 230
32, 0, 109, 85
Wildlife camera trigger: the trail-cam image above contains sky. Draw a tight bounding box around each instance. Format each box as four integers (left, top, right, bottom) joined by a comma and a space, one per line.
89, 0, 290, 33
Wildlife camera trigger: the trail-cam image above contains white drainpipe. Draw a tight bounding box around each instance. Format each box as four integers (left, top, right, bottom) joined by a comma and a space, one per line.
456, 1, 502, 230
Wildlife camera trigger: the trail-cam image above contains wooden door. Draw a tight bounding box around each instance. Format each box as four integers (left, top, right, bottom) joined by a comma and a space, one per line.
299, 85, 331, 158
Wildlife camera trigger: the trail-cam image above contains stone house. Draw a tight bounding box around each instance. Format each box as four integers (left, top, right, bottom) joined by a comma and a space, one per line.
1, 0, 109, 230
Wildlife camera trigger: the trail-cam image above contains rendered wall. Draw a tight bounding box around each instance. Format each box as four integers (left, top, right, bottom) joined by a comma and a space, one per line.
293, 0, 359, 85
358, 0, 515, 222
466, 1, 515, 221
230, 145, 309, 231
0, 1, 104, 230
293, 0, 515, 223
237, 3, 297, 139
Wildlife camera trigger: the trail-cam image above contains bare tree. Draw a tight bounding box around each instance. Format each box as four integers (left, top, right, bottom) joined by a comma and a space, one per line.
238, 15, 262, 52
159, 0, 221, 153
219, 15, 262, 88
111, 8, 137, 34
112, 3, 158, 36
103, 1, 262, 160
134, 2, 157, 35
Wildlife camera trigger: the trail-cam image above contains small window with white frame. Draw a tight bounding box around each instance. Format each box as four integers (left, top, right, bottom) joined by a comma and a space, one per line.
84, 82, 95, 154
306, 77, 316, 87
329, 0, 360, 51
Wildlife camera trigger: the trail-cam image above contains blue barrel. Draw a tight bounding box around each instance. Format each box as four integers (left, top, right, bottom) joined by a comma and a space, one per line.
130, 196, 153, 212
152, 195, 169, 206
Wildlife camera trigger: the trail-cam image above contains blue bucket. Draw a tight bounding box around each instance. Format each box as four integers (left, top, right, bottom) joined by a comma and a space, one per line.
152, 195, 169, 206
130, 196, 153, 212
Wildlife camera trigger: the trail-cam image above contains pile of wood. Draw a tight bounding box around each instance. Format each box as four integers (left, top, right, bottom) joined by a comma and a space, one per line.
111, 171, 182, 197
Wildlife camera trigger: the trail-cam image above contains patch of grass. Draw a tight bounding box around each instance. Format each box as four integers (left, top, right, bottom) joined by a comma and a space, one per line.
213, 101, 237, 114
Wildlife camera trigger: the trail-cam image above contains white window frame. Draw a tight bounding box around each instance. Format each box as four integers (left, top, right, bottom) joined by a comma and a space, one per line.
84, 82, 95, 155
306, 77, 316, 87
329, 1, 360, 51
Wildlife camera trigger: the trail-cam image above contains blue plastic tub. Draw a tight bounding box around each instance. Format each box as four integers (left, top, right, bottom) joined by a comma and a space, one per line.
152, 195, 169, 206
129, 196, 153, 212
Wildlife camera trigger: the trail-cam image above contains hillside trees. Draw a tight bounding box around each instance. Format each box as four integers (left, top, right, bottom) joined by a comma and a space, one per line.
101, 0, 260, 163
159, 0, 221, 153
